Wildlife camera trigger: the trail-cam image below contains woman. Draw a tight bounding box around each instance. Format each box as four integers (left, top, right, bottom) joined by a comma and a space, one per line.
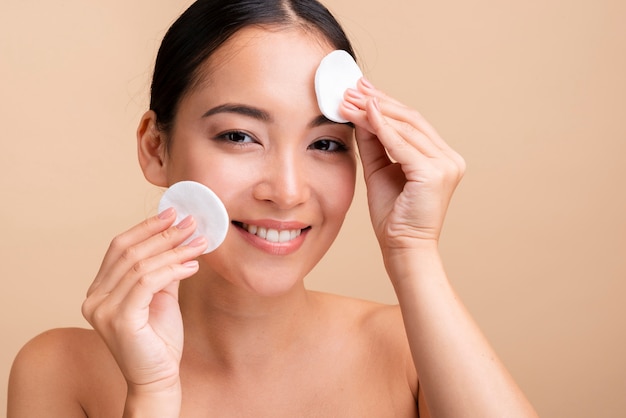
8, 0, 538, 417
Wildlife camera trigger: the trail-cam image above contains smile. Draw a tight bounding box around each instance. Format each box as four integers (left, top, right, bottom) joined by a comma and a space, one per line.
236, 222, 308, 243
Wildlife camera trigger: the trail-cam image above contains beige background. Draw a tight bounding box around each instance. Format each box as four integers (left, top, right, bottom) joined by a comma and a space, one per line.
1, 0, 625, 416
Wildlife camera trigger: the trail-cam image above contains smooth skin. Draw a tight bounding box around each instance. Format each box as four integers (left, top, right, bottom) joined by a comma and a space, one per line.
8, 26, 538, 418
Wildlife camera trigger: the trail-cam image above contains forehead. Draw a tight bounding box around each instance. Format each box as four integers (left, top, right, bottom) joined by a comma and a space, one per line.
187, 26, 334, 111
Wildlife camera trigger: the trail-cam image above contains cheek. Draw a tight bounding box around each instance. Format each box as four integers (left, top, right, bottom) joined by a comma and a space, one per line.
164, 142, 208, 184
319, 161, 357, 218
196, 156, 260, 210
167, 145, 253, 194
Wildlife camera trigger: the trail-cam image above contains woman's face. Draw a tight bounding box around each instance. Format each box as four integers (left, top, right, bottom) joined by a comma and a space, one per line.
163, 27, 357, 295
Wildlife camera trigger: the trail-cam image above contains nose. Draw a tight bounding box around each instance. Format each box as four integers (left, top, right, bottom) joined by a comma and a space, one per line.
253, 150, 311, 210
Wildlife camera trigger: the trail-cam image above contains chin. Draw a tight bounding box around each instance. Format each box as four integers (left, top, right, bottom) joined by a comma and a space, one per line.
198, 241, 323, 298
239, 268, 308, 298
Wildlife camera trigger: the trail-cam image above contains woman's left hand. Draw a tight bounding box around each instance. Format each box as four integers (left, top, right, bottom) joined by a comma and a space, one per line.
341, 78, 466, 256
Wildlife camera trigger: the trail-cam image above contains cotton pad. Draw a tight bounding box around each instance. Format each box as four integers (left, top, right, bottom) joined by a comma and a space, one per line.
314, 49, 363, 123
158, 181, 229, 254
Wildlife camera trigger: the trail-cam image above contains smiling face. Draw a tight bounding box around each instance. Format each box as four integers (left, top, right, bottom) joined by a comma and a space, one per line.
144, 26, 357, 295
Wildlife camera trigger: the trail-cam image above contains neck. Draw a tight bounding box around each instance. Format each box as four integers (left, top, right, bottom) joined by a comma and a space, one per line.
178, 269, 316, 373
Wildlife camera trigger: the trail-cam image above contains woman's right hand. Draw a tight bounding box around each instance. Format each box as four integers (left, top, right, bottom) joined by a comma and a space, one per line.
81, 208, 208, 402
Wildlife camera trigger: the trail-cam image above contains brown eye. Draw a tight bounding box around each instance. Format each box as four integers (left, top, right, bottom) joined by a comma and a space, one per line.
309, 139, 347, 152
224, 131, 254, 143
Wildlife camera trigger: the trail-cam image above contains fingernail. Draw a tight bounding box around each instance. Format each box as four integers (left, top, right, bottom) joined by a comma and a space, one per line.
343, 100, 359, 111
158, 207, 175, 219
188, 236, 207, 247
176, 215, 194, 229
183, 260, 199, 269
345, 88, 365, 100
361, 77, 375, 89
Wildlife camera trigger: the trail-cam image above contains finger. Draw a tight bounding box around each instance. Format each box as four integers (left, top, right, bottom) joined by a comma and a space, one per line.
353, 125, 393, 183
346, 87, 438, 153
86, 259, 198, 332
344, 88, 441, 159
347, 83, 466, 171
100, 235, 207, 309
379, 102, 462, 165
356, 79, 461, 160
117, 260, 199, 326
90, 208, 177, 290
343, 94, 433, 174
356, 78, 435, 137
88, 214, 198, 297
367, 96, 466, 187
364, 98, 429, 167
343, 87, 438, 167
348, 79, 453, 152
358, 78, 406, 107
340, 96, 374, 133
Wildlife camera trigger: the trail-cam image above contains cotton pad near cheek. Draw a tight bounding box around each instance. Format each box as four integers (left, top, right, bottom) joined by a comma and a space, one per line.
315, 49, 363, 123
157, 181, 229, 254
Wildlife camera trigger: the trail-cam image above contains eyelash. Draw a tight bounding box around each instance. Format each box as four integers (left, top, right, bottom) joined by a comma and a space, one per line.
215, 130, 349, 153
308, 139, 349, 153
215, 130, 256, 145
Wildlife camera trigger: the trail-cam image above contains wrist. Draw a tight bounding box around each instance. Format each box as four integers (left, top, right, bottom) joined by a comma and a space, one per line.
382, 241, 445, 287
123, 380, 182, 418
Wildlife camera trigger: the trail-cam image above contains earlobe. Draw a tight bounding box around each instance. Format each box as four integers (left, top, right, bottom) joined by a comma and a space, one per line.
137, 110, 168, 187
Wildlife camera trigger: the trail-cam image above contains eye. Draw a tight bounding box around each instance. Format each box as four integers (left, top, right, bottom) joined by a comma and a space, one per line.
217, 130, 256, 144
309, 139, 348, 153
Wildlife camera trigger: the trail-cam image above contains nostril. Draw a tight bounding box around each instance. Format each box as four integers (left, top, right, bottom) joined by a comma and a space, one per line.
252, 177, 310, 209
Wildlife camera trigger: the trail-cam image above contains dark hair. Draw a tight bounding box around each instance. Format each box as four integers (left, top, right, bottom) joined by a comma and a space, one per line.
150, 0, 354, 141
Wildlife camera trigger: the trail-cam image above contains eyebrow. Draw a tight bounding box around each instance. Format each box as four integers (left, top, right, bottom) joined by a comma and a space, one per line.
309, 114, 354, 129
202, 103, 271, 122
202, 103, 354, 129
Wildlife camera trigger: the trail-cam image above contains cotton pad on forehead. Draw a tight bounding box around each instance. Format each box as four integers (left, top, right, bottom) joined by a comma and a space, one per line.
158, 181, 229, 254
315, 49, 363, 124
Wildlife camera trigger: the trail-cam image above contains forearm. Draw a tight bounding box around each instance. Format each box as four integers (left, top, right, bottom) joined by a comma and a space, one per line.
386, 244, 537, 418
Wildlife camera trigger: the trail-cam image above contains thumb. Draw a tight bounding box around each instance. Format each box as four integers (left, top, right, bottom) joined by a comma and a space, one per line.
355, 125, 392, 183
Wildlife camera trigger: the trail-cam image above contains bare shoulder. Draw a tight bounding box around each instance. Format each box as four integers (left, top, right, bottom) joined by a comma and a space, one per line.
310, 292, 418, 394
311, 291, 406, 341
8, 328, 124, 418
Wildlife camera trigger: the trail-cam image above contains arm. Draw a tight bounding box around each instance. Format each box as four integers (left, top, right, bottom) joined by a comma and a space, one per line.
391, 244, 535, 417
9, 212, 204, 418
342, 78, 538, 417
80, 209, 208, 417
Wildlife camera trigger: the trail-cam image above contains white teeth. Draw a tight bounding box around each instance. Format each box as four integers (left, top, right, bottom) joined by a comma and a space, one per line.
242, 223, 302, 243
279, 230, 291, 242
266, 229, 278, 242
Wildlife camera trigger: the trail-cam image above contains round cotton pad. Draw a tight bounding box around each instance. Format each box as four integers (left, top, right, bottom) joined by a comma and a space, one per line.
158, 181, 229, 254
315, 49, 363, 123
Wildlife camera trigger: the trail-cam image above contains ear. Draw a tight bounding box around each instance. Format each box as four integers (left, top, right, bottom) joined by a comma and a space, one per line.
137, 110, 168, 187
